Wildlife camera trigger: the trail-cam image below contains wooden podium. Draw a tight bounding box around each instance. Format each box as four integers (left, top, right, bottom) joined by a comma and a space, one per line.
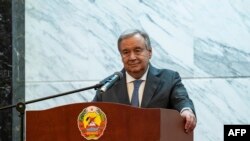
26, 102, 193, 141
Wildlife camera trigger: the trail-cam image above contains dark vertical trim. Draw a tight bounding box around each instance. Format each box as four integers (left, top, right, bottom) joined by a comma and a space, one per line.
12, 0, 25, 141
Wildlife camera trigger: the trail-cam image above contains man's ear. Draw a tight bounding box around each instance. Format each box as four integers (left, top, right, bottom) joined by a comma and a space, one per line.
149, 49, 152, 59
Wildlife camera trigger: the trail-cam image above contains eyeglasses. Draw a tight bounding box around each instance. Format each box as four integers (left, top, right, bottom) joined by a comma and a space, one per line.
120, 47, 147, 58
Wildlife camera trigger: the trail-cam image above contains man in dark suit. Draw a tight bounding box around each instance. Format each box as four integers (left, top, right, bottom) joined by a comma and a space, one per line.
93, 29, 196, 133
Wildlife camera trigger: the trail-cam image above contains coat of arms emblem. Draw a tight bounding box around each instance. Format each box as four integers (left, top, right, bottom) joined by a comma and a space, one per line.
77, 106, 107, 140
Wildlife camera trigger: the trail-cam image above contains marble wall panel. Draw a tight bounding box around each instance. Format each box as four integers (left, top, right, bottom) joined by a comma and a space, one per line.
0, 0, 12, 141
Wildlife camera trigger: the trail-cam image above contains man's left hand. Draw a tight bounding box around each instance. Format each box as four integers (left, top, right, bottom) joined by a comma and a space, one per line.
180, 110, 197, 134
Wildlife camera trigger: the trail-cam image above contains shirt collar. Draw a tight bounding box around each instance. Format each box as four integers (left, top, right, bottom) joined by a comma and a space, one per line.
126, 66, 149, 83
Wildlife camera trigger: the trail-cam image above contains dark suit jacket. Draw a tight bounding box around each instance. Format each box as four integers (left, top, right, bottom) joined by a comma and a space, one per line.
93, 65, 195, 113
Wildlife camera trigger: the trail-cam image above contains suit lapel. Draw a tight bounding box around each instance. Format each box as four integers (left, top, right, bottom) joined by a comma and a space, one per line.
115, 70, 130, 105
141, 65, 160, 108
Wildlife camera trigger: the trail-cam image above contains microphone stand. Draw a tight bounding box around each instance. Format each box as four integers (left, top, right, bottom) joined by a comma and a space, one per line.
0, 83, 103, 141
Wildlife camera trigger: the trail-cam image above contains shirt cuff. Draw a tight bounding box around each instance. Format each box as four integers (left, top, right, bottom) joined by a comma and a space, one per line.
180, 107, 194, 114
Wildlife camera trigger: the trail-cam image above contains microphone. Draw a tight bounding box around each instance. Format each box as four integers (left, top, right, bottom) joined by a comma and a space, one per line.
99, 72, 123, 93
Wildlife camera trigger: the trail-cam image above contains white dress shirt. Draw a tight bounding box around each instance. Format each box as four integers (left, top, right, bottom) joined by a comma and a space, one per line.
126, 67, 149, 107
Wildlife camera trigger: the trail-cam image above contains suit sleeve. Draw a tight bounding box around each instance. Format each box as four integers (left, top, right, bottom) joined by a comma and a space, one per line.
170, 72, 196, 115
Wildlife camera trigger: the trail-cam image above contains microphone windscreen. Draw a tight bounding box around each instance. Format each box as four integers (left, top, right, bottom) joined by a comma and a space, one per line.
114, 72, 123, 80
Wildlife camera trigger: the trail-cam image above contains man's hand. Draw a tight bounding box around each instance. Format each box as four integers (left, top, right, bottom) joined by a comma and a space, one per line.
180, 109, 196, 134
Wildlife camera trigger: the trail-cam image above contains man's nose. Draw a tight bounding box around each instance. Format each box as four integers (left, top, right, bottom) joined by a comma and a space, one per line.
128, 52, 137, 60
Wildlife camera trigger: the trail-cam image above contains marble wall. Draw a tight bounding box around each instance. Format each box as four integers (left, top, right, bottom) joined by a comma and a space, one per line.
24, 0, 250, 141
0, 0, 12, 141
